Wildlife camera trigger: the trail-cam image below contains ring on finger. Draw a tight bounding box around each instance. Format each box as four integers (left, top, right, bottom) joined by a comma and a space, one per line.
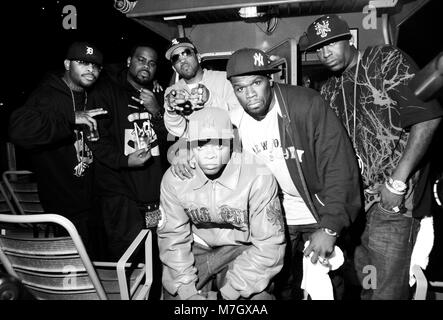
139, 100, 144, 105
318, 256, 329, 265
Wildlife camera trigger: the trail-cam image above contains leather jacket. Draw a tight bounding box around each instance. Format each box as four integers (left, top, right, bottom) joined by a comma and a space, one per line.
158, 151, 286, 299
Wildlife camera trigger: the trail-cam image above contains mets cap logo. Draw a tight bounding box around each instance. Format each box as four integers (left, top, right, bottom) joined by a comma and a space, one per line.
315, 20, 331, 38
171, 38, 179, 45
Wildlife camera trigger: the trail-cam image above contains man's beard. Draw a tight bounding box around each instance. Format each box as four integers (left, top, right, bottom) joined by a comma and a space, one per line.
133, 70, 152, 86
178, 63, 198, 80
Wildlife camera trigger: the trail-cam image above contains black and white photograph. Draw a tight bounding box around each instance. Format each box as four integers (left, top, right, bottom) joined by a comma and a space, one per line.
0, 0, 442, 312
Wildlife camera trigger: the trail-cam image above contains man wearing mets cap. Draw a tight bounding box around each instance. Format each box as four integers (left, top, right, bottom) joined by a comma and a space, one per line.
226, 47, 361, 299
158, 107, 285, 300
303, 14, 443, 299
162, 36, 241, 139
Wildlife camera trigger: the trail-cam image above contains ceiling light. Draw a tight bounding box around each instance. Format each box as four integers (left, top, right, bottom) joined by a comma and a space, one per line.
163, 15, 187, 21
239, 7, 265, 19
368, 0, 398, 8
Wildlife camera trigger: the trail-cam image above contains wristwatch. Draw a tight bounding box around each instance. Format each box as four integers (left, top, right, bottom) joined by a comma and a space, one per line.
387, 177, 407, 193
322, 228, 338, 237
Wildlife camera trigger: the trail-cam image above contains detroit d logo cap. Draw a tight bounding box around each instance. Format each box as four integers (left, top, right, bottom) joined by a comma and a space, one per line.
66, 41, 103, 65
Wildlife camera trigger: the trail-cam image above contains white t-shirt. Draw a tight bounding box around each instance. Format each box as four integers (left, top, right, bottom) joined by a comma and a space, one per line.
235, 97, 317, 226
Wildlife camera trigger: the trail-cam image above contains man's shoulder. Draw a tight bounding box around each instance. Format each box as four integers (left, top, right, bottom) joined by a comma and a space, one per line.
276, 84, 325, 113
203, 69, 228, 81
161, 167, 196, 189
238, 151, 274, 177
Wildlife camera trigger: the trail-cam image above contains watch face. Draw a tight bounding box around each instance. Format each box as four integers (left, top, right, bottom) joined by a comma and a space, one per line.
392, 180, 406, 191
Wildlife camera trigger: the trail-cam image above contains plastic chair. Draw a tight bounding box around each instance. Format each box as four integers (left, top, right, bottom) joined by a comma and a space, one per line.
0, 213, 152, 300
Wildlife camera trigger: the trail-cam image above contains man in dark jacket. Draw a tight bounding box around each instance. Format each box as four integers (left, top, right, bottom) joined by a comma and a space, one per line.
88, 44, 169, 268
8, 41, 107, 254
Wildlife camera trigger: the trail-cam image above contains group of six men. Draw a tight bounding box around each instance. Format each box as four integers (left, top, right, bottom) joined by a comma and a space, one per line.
8, 14, 442, 300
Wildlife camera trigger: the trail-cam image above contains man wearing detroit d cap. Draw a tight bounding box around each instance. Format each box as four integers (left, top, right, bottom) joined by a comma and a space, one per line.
158, 107, 285, 300
303, 14, 443, 299
226, 48, 361, 299
8, 41, 107, 257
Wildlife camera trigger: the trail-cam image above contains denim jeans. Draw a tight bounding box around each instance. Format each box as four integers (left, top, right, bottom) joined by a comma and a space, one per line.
164, 243, 275, 300
354, 203, 419, 300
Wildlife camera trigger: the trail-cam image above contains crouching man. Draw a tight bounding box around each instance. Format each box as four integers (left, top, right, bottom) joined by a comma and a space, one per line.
157, 107, 286, 300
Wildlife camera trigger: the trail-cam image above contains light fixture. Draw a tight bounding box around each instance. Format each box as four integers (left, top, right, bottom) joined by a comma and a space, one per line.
239, 7, 265, 19
163, 15, 187, 21
114, 0, 137, 14
368, 0, 398, 8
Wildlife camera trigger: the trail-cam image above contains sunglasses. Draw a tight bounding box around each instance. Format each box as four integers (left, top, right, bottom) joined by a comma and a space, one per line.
170, 48, 193, 64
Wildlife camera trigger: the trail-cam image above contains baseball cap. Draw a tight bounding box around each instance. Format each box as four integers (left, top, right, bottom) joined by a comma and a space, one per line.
187, 108, 234, 142
66, 41, 103, 65
226, 48, 280, 79
165, 37, 196, 60
304, 14, 352, 52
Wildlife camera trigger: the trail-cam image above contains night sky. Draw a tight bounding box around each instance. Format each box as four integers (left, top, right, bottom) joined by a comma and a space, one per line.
0, 0, 171, 110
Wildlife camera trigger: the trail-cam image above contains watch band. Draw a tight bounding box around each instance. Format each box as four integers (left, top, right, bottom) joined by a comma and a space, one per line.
322, 228, 338, 237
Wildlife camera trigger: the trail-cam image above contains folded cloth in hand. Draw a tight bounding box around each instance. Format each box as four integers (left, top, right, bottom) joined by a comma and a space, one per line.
301, 241, 344, 300
409, 216, 434, 286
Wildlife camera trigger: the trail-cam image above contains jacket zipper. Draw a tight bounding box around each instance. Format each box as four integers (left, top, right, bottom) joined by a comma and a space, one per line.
211, 180, 216, 216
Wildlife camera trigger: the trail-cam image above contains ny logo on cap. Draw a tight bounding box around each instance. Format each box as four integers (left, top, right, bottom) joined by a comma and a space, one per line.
86, 46, 94, 55
253, 52, 264, 67
171, 38, 179, 45
315, 20, 331, 38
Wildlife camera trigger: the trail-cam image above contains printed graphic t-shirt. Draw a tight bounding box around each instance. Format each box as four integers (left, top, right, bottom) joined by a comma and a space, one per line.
320, 44, 443, 204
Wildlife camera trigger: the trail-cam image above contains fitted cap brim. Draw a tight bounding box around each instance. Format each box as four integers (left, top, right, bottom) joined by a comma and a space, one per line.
305, 32, 352, 52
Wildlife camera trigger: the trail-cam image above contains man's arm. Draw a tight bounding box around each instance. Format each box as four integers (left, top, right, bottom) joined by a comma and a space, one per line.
87, 83, 150, 169
157, 171, 199, 299
381, 117, 442, 209
304, 94, 362, 263
219, 171, 286, 300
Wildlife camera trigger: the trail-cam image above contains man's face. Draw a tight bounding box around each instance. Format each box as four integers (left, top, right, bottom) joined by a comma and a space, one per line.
316, 40, 353, 72
193, 140, 231, 176
171, 47, 199, 80
128, 47, 158, 86
230, 75, 273, 121
68, 60, 101, 88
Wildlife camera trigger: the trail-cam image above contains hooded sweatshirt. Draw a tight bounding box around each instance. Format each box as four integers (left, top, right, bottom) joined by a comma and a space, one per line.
8, 73, 94, 217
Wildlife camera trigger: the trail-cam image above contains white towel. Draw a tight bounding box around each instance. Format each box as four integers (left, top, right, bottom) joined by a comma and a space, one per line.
409, 216, 434, 286
301, 241, 344, 300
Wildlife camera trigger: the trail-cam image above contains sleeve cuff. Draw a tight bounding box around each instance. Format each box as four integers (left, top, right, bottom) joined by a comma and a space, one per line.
220, 283, 240, 300
178, 283, 198, 300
